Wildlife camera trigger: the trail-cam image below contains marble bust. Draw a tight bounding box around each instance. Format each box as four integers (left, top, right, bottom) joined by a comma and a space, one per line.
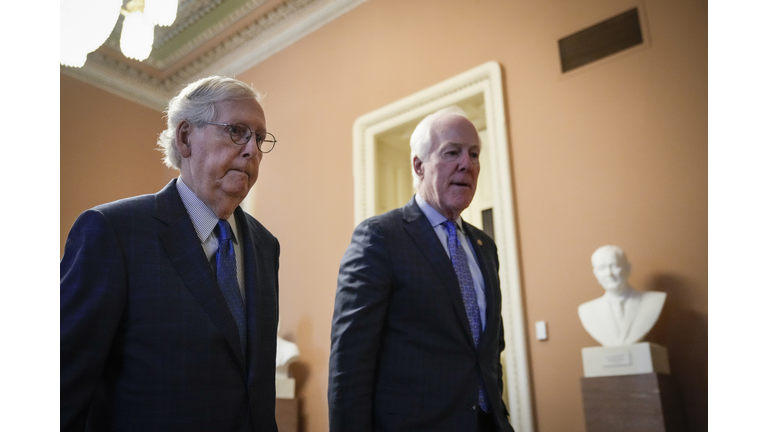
578, 245, 666, 347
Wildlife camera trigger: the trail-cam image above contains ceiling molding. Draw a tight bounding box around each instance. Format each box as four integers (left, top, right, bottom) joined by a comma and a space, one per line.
61, 0, 369, 111
215, 0, 366, 78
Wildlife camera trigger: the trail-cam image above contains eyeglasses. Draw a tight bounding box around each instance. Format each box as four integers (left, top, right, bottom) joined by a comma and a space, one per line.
205, 122, 277, 153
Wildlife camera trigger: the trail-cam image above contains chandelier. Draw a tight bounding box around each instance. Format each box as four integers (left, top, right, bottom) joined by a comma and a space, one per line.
60, 0, 179, 68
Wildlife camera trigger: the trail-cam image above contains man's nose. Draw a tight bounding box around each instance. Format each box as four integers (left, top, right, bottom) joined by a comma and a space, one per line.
240, 135, 262, 159
457, 150, 472, 170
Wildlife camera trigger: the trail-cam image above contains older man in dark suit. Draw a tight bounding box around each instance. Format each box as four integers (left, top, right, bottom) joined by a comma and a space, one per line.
61, 76, 280, 432
329, 107, 515, 432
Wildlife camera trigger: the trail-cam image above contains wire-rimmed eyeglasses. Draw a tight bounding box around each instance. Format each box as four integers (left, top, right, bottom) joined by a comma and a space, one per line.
205, 122, 277, 153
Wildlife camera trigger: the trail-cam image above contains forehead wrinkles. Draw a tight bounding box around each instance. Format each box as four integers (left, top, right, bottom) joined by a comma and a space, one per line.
428, 132, 481, 161
213, 99, 266, 130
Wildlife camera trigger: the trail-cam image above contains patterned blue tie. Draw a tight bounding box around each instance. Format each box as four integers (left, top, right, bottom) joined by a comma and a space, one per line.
216, 220, 246, 355
444, 220, 488, 412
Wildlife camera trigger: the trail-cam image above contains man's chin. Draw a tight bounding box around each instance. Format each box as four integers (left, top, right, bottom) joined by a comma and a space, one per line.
449, 197, 474, 213
220, 183, 252, 202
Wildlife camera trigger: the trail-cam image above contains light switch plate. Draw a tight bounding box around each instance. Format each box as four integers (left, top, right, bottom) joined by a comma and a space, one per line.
535, 321, 548, 341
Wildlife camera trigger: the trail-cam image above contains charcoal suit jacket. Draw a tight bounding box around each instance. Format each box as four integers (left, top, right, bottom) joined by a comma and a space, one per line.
60, 179, 280, 432
328, 196, 514, 432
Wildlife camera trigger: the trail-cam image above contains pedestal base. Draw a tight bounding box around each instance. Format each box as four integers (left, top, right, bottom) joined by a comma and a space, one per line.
582, 342, 670, 377
276, 398, 298, 432
581, 373, 686, 432
276, 376, 296, 399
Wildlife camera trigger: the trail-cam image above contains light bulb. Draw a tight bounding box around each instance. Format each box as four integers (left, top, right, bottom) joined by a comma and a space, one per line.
120, 11, 155, 61
60, 0, 122, 67
144, 0, 179, 27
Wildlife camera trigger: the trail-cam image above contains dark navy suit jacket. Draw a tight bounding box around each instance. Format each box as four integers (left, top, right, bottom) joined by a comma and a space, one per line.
328, 197, 514, 432
60, 179, 280, 432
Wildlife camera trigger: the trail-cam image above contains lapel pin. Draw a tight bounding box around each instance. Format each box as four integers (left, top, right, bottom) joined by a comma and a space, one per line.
477, 239, 483, 246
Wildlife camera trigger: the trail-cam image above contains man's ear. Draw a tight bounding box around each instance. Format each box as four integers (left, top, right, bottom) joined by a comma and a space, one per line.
413, 156, 425, 179
176, 120, 193, 158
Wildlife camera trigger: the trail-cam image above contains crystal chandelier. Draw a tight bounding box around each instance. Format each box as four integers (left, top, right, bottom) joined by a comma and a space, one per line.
60, 0, 179, 68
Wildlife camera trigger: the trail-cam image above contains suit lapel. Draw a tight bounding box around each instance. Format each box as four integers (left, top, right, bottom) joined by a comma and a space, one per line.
597, 297, 621, 341
236, 207, 267, 385
620, 291, 641, 342
155, 179, 247, 369
401, 198, 477, 348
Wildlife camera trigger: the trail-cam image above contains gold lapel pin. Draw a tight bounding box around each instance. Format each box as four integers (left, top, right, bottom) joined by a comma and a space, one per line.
477, 239, 483, 246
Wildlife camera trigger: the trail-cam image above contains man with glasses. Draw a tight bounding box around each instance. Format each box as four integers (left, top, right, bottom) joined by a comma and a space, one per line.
61, 76, 280, 432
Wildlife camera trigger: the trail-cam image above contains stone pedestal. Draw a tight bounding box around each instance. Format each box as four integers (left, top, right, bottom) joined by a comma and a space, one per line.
581, 373, 686, 432
275, 398, 298, 432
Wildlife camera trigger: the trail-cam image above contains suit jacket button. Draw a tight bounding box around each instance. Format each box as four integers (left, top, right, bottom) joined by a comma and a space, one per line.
469, 404, 478, 412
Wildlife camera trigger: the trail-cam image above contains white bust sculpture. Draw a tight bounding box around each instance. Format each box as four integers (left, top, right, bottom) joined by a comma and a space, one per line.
578, 245, 666, 347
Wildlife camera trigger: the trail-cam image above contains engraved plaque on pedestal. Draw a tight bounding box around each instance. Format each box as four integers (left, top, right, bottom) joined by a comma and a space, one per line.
582, 342, 670, 377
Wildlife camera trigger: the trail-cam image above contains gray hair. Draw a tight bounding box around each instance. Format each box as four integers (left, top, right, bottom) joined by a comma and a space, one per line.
409, 106, 468, 188
157, 76, 263, 170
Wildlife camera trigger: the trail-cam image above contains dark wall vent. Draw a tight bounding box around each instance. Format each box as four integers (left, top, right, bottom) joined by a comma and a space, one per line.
558, 8, 643, 73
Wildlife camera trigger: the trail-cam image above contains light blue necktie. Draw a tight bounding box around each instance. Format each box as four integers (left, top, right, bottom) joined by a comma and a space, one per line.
444, 220, 488, 412
216, 220, 246, 355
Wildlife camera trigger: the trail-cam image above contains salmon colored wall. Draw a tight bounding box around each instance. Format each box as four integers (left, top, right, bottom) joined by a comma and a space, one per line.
60, 74, 176, 256
60, 0, 707, 431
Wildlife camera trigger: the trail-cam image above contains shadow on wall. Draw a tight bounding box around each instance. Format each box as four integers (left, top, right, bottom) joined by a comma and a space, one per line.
283, 315, 327, 432
290, 360, 309, 432
645, 273, 708, 432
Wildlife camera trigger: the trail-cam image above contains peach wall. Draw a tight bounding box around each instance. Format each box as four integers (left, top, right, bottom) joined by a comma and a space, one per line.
60, 74, 176, 256
60, 0, 707, 431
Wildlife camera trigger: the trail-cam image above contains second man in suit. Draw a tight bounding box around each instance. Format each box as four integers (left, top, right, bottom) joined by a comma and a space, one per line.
329, 107, 515, 432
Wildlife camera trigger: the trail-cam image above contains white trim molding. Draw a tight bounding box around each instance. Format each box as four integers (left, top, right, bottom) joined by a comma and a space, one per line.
352, 61, 535, 432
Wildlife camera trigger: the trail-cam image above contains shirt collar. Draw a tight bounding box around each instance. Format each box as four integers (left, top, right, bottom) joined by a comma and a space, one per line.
415, 193, 465, 232
177, 177, 239, 244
